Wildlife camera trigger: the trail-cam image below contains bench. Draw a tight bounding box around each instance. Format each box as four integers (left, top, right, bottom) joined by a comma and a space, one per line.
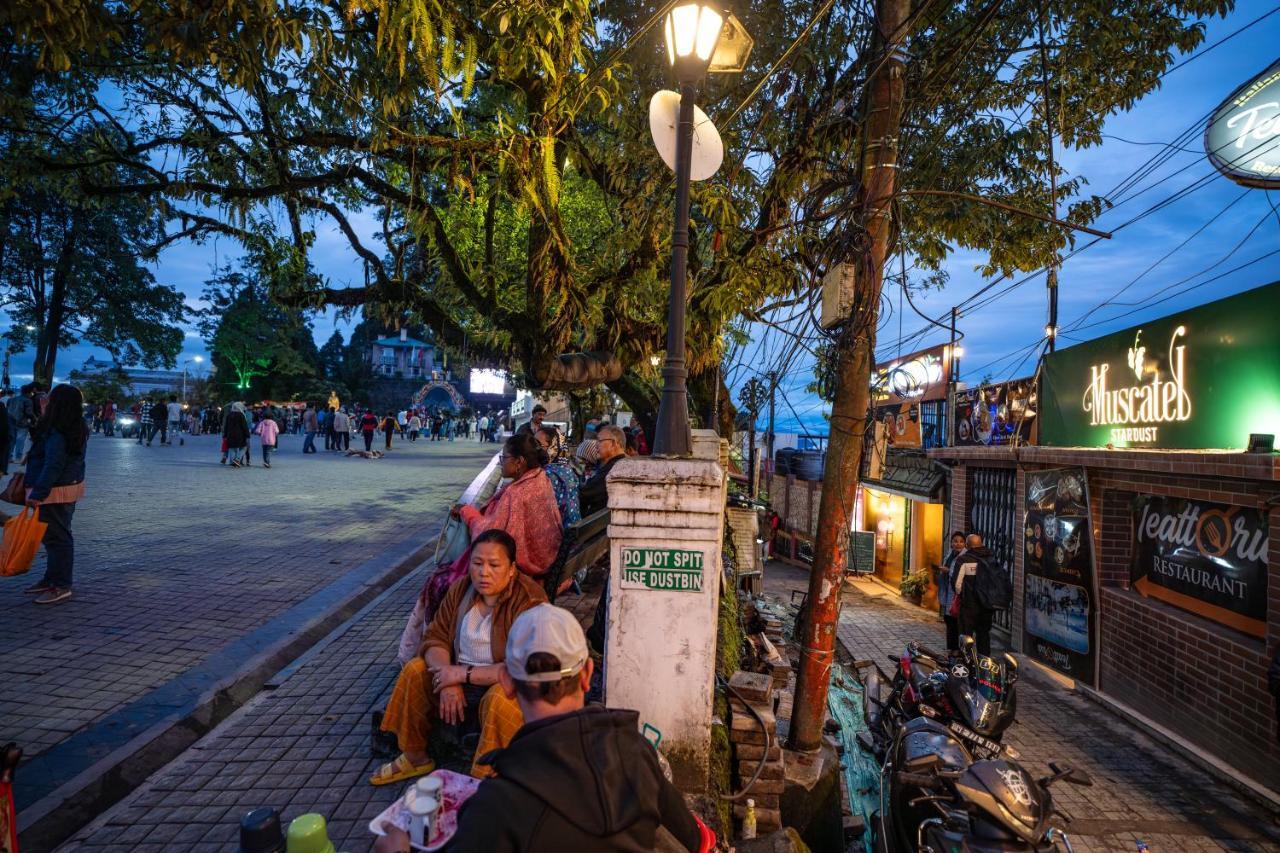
547, 508, 610, 601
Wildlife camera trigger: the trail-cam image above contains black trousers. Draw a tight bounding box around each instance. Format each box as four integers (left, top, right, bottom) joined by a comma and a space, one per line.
959, 602, 994, 656
363, 432, 374, 452
943, 614, 960, 651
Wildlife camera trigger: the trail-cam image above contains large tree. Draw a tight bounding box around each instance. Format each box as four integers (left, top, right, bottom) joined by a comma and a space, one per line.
198, 263, 317, 400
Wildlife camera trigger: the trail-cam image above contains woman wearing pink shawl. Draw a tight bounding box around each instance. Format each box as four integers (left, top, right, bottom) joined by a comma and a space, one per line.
417, 434, 562, 632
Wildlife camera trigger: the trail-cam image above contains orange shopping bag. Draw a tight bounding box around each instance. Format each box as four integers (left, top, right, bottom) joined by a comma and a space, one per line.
0, 507, 47, 577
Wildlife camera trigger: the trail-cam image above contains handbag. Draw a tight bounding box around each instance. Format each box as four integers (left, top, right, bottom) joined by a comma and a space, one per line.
0, 507, 47, 577
0, 474, 24, 506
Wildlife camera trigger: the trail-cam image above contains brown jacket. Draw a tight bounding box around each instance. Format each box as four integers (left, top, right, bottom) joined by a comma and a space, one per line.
420, 571, 548, 662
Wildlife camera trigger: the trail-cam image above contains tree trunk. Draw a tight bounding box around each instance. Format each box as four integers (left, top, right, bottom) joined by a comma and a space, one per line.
790, 0, 911, 753
607, 370, 659, 445
36, 211, 82, 386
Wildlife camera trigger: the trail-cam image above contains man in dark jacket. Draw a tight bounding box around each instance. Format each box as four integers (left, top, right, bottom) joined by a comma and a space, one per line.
578, 425, 627, 517
376, 605, 707, 852
957, 533, 998, 656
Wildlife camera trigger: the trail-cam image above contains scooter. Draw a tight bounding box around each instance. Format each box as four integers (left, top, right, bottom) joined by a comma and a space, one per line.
861, 635, 1019, 763
873, 718, 1090, 852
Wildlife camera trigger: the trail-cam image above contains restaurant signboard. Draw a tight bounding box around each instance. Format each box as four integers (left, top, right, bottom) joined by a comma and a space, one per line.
1131, 495, 1268, 638
1205, 58, 1280, 189
1040, 281, 1280, 449
953, 377, 1037, 447
872, 344, 951, 406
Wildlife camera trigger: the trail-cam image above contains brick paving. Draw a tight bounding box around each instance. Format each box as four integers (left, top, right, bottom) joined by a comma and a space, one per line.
58, 562, 604, 852
1, 433, 495, 762
778, 566, 1280, 853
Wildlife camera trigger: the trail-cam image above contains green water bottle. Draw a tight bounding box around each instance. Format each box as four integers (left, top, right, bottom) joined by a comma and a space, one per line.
286, 813, 337, 853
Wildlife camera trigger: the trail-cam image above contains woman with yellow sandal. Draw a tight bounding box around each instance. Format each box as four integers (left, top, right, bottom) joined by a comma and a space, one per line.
371, 528, 547, 785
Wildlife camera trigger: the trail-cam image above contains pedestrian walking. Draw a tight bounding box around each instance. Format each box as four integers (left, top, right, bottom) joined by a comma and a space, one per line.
223, 402, 251, 467
397, 409, 408, 438
302, 403, 319, 453
333, 408, 351, 451
165, 395, 183, 444
321, 406, 333, 451
407, 412, 421, 441
147, 399, 168, 446
359, 409, 379, 452
135, 399, 151, 445
8, 385, 36, 464
382, 410, 396, 451
21, 384, 88, 606
255, 411, 279, 468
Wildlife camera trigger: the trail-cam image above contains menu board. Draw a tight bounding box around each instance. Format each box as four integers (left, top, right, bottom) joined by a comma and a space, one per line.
1022, 468, 1097, 685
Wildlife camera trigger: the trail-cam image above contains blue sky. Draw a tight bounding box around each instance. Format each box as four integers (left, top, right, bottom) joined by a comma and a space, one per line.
9, 3, 1278, 433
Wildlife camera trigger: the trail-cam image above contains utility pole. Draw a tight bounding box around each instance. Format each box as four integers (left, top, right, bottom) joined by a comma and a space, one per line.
1038, 5, 1059, 352
949, 306, 959, 445
766, 370, 777, 485
790, 0, 911, 752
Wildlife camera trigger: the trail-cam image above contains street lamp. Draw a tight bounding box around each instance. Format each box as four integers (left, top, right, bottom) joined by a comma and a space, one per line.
651, 1, 752, 457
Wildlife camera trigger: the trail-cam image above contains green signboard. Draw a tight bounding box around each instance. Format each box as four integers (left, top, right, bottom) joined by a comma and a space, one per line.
620, 546, 706, 592
1040, 281, 1280, 449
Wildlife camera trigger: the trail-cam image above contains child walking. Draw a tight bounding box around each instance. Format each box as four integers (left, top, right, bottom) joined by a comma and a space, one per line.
255, 413, 280, 468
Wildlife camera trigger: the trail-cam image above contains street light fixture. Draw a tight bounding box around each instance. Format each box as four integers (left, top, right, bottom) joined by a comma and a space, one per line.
651, 1, 752, 457
182, 355, 204, 401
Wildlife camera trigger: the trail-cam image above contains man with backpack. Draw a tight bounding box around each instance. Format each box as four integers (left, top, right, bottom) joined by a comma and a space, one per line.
956, 533, 1010, 656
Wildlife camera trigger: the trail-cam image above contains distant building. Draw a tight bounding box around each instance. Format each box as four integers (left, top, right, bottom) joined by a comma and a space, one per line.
73, 356, 212, 398
369, 329, 449, 380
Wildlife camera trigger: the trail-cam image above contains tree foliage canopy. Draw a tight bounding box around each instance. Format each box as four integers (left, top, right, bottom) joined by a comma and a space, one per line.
1, 0, 1232, 417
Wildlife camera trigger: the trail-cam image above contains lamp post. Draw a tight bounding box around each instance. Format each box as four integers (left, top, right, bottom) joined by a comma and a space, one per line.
651, 1, 752, 457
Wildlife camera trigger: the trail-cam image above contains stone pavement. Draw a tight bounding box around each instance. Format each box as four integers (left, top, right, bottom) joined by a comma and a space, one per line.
769, 566, 1280, 853
1, 433, 493, 764
57, 558, 604, 852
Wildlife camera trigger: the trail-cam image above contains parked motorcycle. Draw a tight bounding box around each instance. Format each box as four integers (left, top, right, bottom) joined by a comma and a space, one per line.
861, 635, 1019, 763
872, 716, 1090, 853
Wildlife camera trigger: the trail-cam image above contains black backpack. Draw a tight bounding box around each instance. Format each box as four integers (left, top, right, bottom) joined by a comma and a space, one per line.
975, 557, 1013, 611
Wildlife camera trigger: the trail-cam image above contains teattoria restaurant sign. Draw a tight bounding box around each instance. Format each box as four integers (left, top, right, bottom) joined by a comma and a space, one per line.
1205, 58, 1280, 189
1040, 280, 1280, 449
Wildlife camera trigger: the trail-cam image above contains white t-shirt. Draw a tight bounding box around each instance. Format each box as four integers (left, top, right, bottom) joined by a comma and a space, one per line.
167, 402, 183, 422
456, 606, 494, 666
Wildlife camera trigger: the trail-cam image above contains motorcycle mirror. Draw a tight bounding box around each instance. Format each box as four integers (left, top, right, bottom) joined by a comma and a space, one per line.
903, 754, 944, 774
1003, 653, 1019, 679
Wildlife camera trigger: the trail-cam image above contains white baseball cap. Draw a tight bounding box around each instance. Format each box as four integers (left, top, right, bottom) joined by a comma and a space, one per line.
505, 604, 589, 683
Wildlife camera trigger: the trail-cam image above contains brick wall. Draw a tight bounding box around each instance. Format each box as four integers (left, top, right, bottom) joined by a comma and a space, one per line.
942, 448, 1280, 794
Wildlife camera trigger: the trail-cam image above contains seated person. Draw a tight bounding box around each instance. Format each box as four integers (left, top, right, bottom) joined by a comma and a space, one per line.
370, 529, 547, 785
375, 604, 711, 852
578, 424, 628, 516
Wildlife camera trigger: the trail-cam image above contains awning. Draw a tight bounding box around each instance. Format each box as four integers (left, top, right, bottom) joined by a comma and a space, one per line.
863, 450, 946, 503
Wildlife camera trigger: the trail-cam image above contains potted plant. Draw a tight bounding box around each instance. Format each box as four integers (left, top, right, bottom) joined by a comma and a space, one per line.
899, 568, 930, 605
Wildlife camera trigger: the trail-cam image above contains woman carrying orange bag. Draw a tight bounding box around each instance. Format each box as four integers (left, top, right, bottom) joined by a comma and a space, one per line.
21, 384, 87, 606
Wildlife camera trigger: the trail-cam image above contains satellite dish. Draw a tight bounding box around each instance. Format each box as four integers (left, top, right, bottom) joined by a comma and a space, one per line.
649, 90, 724, 182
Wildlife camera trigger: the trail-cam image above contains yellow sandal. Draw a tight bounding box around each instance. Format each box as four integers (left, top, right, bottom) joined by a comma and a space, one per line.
369, 753, 436, 786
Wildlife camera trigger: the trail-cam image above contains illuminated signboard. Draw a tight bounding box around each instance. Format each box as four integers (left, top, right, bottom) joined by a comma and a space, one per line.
1040, 281, 1280, 449
1205, 59, 1280, 189
872, 344, 951, 406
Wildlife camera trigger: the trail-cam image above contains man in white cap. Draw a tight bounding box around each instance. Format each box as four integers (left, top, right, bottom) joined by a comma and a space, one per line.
437, 604, 710, 851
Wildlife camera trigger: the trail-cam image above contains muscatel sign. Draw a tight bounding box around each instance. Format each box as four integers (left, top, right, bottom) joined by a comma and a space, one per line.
1132, 495, 1268, 638
1081, 326, 1192, 445
1206, 58, 1280, 189
1040, 280, 1280, 450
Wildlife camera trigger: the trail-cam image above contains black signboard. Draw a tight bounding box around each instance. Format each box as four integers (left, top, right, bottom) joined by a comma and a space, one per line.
849, 530, 876, 575
1131, 495, 1268, 638
1022, 468, 1097, 685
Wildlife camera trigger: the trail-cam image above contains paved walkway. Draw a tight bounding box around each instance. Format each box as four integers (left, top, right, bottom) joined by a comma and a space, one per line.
1, 434, 494, 762
57, 562, 604, 851
792, 567, 1280, 853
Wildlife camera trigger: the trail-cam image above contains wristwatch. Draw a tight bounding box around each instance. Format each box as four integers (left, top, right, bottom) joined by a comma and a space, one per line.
465, 665, 474, 685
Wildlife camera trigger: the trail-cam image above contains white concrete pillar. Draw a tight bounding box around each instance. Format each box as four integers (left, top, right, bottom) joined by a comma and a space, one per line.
605, 451, 725, 789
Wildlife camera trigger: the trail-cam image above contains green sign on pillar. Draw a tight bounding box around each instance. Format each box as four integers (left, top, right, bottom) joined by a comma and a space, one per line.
1040, 281, 1280, 450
